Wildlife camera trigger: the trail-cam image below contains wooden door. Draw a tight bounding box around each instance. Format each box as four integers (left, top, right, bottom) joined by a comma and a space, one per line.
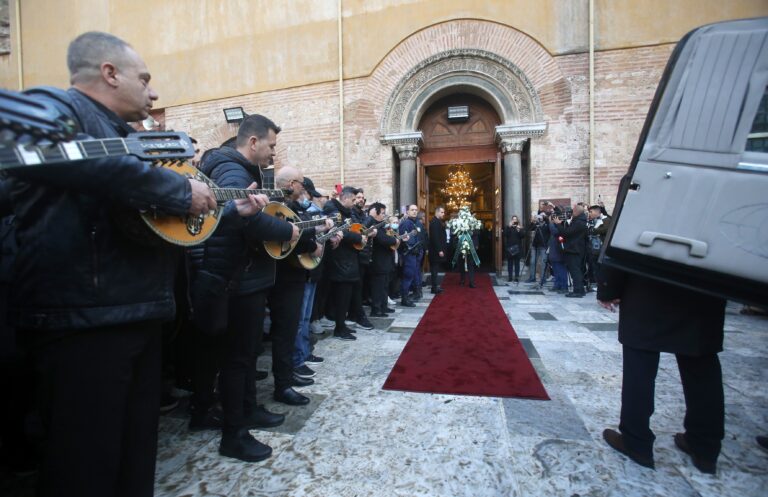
494, 153, 503, 276
416, 156, 427, 214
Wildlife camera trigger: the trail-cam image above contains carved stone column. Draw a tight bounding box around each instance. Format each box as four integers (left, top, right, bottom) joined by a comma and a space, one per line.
395, 143, 419, 210
381, 131, 423, 212
499, 138, 526, 225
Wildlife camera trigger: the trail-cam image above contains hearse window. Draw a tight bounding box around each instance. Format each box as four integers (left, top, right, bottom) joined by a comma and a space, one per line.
745, 86, 768, 153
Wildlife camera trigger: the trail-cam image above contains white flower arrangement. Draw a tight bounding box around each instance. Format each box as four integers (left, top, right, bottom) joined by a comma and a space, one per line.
447, 206, 482, 270
447, 206, 482, 235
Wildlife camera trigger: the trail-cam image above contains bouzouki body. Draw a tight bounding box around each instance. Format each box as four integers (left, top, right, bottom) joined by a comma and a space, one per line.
140, 160, 223, 246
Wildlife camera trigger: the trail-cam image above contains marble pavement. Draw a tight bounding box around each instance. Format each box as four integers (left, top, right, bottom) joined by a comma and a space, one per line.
153, 276, 768, 497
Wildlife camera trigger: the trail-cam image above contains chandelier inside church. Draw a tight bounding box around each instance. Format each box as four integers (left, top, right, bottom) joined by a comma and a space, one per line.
442, 165, 477, 210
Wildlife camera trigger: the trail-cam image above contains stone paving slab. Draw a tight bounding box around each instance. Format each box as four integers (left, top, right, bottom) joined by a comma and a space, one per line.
150, 274, 768, 497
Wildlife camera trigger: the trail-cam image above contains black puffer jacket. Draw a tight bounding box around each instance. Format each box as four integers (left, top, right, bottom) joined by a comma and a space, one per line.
7, 87, 191, 330
323, 199, 363, 282
188, 147, 293, 298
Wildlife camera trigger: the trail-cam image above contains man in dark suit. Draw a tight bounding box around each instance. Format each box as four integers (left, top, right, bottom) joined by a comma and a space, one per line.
428, 206, 447, 294
553, 204, 587, 297
598, 268, 726, 474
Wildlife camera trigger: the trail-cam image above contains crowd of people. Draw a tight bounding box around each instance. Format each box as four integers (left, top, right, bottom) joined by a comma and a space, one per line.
0, 31, 474, 497
503, 200, 612, 295
0, 30, 764, 497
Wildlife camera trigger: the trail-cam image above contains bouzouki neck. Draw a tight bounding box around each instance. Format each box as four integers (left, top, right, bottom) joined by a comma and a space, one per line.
211, 188, 287, 203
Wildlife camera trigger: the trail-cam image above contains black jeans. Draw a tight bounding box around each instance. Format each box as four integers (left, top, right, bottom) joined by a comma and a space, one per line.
430, 257, 442, 289
33, 322, 162, 497
332, 281, 356, 331
506, 254, 521, 280
219, 291, 265, 429
268, 279, 306, 391
349, 263, 369, 321
458, 255, 475, 286
370, 272, 390, 312
620, 345, 724, 462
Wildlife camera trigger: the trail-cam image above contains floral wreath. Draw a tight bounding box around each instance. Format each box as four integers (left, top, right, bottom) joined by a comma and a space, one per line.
447, 206, 482, 270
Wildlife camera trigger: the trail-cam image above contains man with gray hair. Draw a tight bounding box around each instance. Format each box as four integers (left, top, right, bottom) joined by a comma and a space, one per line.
6, 31, 224, 497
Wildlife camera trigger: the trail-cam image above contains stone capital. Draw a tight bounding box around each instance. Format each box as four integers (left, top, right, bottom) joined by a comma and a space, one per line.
394, 143, 420, 160
499, 138, 526, 155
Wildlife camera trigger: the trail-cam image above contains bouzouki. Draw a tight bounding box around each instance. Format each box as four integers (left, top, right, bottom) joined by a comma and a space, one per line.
293, 218, 352, 270
260, 202, 339, 259
350, 219, 388, 250
0, 88, 77, 144
0, 131, 195, 170
141, 160, 290, 246
390, 228, 418, 250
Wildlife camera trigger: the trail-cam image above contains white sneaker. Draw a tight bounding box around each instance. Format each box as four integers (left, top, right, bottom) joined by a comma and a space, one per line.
319, 317, 335, 328
387, 297, 396, 306
309, 321, 324, 334
344, 319, 357, 327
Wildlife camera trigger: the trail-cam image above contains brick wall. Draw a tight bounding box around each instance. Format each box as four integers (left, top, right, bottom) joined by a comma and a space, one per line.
164, 19, 674, 216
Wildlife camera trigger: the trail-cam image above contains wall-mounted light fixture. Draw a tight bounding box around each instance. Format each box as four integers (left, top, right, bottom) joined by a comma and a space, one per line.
223, 106, 246, 124
447, 105, 469, 123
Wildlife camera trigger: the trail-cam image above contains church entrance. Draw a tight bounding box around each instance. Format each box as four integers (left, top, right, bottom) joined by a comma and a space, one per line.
416, 94, 503, 273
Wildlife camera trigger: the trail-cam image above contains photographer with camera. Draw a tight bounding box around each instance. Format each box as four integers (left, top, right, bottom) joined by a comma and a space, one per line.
552, 203, 587, 297
586, 204, 612, 291
503, 216, 525, 282
525, 205, 551, 283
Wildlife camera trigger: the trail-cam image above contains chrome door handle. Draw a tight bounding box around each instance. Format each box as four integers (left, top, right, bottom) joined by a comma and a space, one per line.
637, 231, 708, 258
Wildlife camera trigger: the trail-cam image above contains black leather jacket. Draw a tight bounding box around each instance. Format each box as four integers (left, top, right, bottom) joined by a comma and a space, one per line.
188, 147, 293, 298
7, 87, 192, 330
559, 213, 588, 256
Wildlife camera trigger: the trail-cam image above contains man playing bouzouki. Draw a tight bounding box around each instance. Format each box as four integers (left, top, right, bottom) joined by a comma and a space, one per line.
3, 32, 230, 497
188, 114, 299, 463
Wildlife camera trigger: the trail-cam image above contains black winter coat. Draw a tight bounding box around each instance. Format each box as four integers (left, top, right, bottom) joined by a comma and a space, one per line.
597, 267, 725, 355
188, 147, 293, 298
429, 217, 447, 262
323, 199, 363, 282
7, 87, 191, 330
559, 213, 587, 256
371, 226, 398, 274
503, 225, 525, 253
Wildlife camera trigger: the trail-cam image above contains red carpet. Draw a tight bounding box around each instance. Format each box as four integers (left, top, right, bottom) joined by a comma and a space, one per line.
383, 273, 549, 399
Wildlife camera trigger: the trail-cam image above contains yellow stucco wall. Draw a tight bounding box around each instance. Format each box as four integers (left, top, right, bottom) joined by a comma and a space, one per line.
1, 0, 766, 107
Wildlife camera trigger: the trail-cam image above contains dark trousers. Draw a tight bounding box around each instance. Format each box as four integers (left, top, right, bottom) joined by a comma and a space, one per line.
564, 253, 585, 294
219, 291, 265, 429
458, 255, 476, 285
370, 272, 390, 312
190, 325, 224, 410
33, 322, 162, 497
401, 253, 421, 297
349, 263, 369, 321
268, 279, 305, 391
313, 273, 330, 321
506, 255, 521, 280
430, 257, 442, 289
332, 281, 356, 331
620, 345, 724, 462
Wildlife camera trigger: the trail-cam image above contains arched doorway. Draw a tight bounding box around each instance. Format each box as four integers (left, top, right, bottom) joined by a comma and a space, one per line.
417, 94, 503, 272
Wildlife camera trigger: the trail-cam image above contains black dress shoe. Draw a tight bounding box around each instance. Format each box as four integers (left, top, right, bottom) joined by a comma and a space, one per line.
370, 311, 387, 317
291, 374, 315, 387
400, 298, 416, 308
674, 433, 717, 474
244, 405, 285, 429
603, 429, 654, 469
431, 287, 444, 294
254, 370, 269, 381
219, 428, 272, 462
274, 387, 310, 406
468, 283, 476, 288
384, 307, 396, 313
565, 292, 585, 298
189, 405, 223, 432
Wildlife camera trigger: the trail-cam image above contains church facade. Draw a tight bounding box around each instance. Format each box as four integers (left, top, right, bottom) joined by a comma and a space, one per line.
2, 0, 766, 270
